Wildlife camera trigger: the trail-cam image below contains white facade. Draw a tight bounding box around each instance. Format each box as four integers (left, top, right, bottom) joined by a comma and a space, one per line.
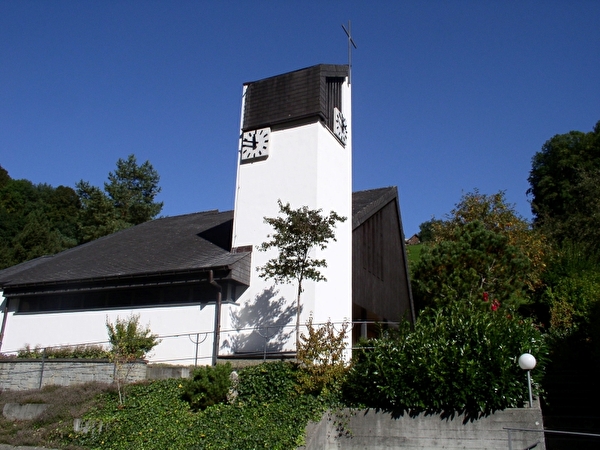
225, 76, 353, 355
0, 290, 219, 365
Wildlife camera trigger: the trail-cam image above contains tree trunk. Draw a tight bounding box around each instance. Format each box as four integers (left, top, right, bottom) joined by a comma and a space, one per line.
296, 280, 302, 353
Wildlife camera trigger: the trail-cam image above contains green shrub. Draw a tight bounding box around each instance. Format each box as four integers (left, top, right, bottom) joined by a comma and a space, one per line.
106, 314, 160, 405
106, 314, 160, 360
543, 270, 600, 338
296, 316, 349, 397
344, 301, 548, 420
236, 361, 299, 404
181, 363, 233, 411
17, 344, 110, 359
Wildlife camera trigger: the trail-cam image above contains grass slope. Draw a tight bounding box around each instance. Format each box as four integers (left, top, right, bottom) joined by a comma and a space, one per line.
0, 382, 113, 449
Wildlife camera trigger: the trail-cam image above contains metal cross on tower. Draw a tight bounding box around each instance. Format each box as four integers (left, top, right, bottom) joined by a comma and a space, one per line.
342, 20, 357, 85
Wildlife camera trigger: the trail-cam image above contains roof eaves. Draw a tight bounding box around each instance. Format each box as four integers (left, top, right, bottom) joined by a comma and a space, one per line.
3, 251, 252, 296
0, 255, 55, 286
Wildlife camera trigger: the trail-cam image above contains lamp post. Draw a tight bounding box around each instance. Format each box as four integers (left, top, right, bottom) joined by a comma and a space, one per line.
518, 353, 537, 407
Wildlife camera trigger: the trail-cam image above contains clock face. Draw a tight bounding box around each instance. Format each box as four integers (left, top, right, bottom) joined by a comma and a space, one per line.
333, 107, 347, 145
240, 127, 270, 162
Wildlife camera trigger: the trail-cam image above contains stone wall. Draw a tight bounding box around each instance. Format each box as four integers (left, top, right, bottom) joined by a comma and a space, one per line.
303, 405, 546, 450
0, 359, 147, 391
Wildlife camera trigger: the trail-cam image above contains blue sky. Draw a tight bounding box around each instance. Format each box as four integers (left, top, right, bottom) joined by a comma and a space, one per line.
1, 1, 599, 236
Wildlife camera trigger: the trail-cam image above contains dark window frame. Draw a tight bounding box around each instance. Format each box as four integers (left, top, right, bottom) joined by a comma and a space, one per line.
325, 77, 344, 131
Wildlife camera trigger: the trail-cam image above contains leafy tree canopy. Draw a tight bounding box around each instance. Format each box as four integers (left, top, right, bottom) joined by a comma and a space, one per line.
412, 190, 547, 311
413, 220, 531, 311
10, 210, 77, 264
0, 156, 162, 268
105, 154, 163, 225
417, 218, 442, 243
0, 165, 9, 188
76, 154, 163, 243
76, 181, 131, 243
528, 120, 600, 252
0, 168, 80, 269
258, 200, 346, 285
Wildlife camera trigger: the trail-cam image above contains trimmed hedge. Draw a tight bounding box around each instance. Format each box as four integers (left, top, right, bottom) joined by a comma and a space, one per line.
344, 302, 548, 420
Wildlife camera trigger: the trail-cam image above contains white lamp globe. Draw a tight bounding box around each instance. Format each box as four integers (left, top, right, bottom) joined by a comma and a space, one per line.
518, 353, 537, 370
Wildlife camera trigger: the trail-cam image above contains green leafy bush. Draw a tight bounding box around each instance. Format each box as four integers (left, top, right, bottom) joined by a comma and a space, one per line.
106, 314, 160, 404
543, 269, 600, 338
181, 363, 233, 411
296, 316, 349, 396
106, 314, 160, 360
17, 344, 110, 359
236, 361, 299, 403
344, 302, 548, 420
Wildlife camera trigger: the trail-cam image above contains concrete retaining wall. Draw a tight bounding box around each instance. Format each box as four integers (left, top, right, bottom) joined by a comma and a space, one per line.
0, 359, 147, 391
146, 365, 190, 380
304, 405, 545, 450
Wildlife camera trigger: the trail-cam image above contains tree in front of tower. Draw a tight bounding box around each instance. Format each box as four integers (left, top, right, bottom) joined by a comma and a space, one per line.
257, 200, 346, 351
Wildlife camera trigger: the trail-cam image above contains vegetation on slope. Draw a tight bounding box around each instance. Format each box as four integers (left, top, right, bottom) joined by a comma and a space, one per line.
0, 306, 545, 449
0, 155, 162, 269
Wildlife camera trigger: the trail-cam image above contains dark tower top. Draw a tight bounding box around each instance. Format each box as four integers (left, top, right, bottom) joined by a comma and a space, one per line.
242, 64, 348, 132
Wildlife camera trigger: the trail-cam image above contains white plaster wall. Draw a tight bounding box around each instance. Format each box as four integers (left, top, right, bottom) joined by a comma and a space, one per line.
229, 79, 352, 355
0, 293, 219, 365
312, 102, 352, 327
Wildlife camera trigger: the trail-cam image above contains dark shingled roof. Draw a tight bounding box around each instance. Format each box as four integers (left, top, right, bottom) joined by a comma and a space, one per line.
0, 188, 400, 290
352, 186, 399, 229
0, 210, 246, 288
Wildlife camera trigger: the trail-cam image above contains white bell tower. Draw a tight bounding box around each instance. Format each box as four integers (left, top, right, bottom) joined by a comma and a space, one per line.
226, 65, 352, 356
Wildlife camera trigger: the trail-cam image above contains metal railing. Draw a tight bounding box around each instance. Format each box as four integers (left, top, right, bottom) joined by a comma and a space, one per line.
1, 320, 392, 366
505, 427, 600, 450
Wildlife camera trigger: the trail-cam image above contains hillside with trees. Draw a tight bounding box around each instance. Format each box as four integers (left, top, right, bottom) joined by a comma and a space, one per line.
527, 121, 600, 436
0, 154, 162, 269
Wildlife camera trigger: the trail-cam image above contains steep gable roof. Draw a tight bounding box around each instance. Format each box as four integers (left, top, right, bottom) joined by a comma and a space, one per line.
352, 186, 399, 229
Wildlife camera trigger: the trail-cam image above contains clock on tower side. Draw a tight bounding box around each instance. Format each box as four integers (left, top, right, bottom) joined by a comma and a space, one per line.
228, 64, 352, 356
